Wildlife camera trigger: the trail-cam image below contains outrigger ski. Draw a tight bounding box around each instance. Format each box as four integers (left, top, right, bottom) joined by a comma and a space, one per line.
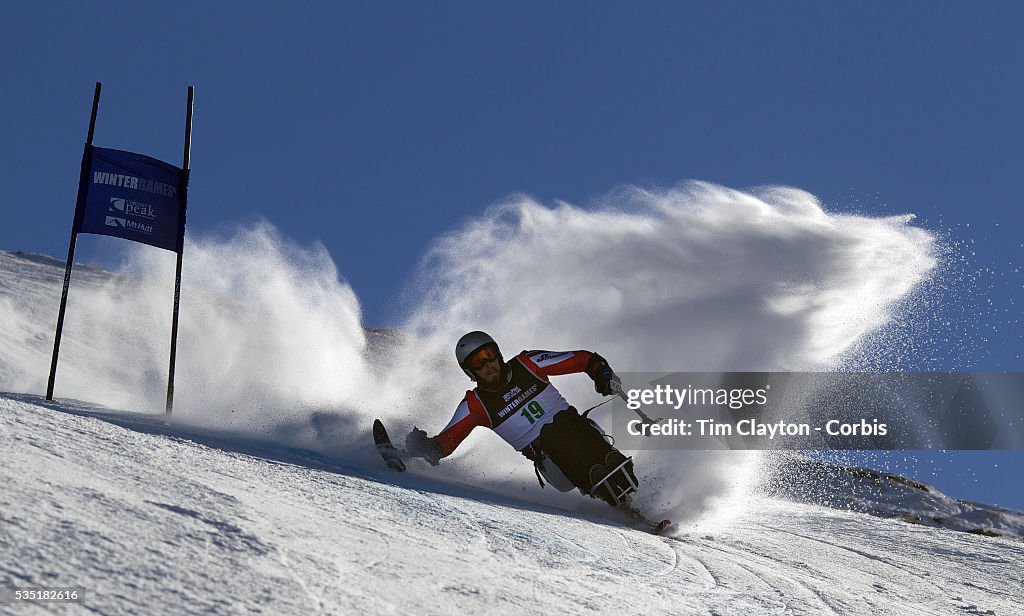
372, 419, 406, 472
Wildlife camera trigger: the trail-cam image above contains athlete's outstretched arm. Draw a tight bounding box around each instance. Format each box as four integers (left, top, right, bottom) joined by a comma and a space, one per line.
434, 397, 489, 457
407, 395, 489, 464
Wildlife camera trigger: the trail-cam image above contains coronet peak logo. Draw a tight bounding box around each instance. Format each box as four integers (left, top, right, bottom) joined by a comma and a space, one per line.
109, 197, 156, 219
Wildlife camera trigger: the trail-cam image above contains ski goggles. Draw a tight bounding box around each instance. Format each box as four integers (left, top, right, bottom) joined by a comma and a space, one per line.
466, 345, 499, 370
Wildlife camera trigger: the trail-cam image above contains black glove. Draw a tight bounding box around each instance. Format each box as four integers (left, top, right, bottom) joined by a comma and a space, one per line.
595, 365, 622, 396
406, 427, 442, 466
587, 354, 621, 396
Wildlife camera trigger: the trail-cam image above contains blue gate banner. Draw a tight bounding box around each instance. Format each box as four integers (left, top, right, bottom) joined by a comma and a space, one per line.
73, 146, 189, 253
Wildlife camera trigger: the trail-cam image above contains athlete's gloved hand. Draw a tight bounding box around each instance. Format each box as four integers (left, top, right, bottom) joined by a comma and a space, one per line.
406, 427, 442, 466
594, 364, 621, 397
587, 353, 621, 396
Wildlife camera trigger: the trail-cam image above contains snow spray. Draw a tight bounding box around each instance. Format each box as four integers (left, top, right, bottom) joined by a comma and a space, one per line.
0, 181, 938, 526
386, 181, 937, 525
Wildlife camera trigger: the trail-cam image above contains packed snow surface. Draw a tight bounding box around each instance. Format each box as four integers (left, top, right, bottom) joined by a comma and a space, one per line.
0, 182, 1018, 614
2, 393, 1021, 615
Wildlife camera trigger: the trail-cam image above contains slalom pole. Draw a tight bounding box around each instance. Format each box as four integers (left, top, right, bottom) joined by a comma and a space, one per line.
165, 85, 193, 415
47, 82, 101, 401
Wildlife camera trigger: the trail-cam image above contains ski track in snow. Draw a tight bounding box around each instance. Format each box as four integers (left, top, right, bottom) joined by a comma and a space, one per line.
1, 394, 1021, 616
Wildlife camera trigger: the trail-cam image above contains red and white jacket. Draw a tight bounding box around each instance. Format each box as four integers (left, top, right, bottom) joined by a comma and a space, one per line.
434, 349, 603, 460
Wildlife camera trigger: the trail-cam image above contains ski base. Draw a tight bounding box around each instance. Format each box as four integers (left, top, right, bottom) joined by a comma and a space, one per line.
373, 419, 406, 472
619, 501, 671, 535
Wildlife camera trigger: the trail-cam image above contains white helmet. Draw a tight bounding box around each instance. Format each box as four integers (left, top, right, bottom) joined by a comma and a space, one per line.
455, 331, 502, 380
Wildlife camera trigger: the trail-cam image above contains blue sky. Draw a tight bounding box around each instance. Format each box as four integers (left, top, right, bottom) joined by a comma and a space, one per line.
2, 3, 1021, 504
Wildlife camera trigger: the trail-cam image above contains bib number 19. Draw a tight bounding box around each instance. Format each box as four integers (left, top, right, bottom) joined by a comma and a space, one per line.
520, 401, 545, 424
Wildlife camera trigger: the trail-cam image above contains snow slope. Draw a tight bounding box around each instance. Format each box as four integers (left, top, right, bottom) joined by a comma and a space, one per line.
764, 455, 1024, 540
2, 393, 1021, 616
0, 188, 1017, 615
